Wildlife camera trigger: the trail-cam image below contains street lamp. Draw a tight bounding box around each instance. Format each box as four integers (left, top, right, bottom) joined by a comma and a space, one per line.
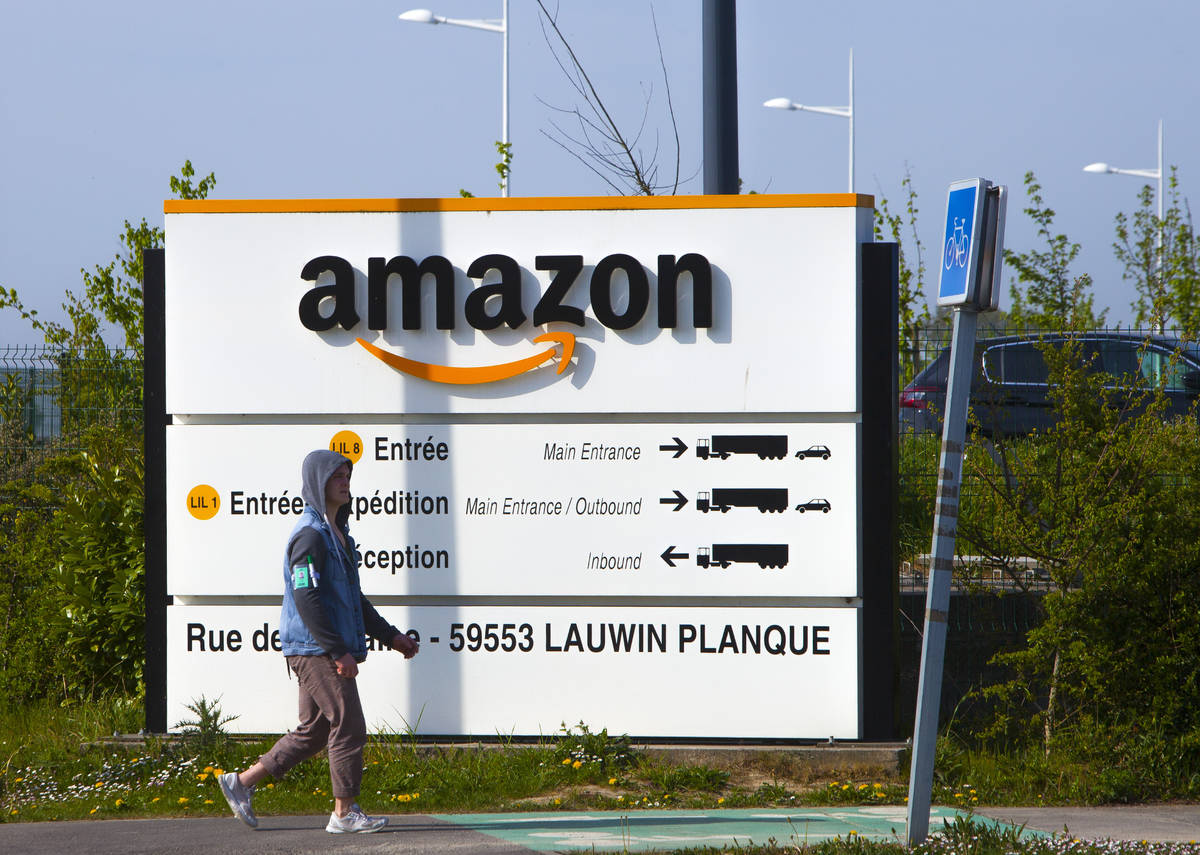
1083, 119, 1164, 230
763, 49, 855, 193
399, 3, 510, 196
1084, 119, 1165, 328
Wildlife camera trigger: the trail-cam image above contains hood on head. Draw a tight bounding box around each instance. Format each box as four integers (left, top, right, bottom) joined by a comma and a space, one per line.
301, 449, 353, 524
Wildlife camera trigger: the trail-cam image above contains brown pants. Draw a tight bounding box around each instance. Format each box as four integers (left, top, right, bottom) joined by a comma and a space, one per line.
258, 655, 367, 799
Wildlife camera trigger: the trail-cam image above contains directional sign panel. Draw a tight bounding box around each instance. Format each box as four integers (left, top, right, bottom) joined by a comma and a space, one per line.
168, 604, 860, 738
168, 422, 860, 598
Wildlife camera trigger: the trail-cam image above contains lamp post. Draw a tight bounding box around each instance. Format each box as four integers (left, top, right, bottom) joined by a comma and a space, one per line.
763, 49, 854, 193
1084, 120, 1164, 326
399, 2, 510, 196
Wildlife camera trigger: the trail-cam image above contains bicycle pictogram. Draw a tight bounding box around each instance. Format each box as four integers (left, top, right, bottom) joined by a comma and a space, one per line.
944, 217, 968, 270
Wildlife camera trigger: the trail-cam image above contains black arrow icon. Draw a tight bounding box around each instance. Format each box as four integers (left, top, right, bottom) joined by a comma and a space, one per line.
661, 546, 690, 567
658, 437, 688, 458
659, 490, 688, 512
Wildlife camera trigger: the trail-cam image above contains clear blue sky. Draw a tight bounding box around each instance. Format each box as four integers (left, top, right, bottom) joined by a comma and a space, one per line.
2, 0, 1196, 345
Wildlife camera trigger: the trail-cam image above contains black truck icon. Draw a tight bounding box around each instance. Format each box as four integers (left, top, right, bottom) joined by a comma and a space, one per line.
696, 544, 789, 569
696, 488, 789, 513
696, 435, 788, 460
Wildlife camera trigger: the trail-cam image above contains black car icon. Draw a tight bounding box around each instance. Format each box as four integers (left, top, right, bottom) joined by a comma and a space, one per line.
795, 499, 831, 513
795, 445, 831, 460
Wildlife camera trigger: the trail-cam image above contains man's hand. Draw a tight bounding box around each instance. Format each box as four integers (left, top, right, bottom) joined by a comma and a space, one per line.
391, 632, 420, 659
334, 653, 359, 678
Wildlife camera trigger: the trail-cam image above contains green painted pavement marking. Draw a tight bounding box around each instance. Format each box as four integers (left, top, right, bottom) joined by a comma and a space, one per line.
434, 807, 1031, 851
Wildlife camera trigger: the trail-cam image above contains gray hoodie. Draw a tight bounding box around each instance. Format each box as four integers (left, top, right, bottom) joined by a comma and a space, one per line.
300, 448, 353, 528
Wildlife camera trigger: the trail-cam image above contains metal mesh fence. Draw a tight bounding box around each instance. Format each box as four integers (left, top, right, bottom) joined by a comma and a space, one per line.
0, 345, 141, 479
897, 325, 1200, 596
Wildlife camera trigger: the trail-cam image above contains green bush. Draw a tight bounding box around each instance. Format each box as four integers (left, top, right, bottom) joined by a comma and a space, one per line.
48, 439, 145, 699
0, 479, 68, 705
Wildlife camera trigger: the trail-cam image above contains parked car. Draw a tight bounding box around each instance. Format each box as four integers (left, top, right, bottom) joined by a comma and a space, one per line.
899, 332, 1200, 436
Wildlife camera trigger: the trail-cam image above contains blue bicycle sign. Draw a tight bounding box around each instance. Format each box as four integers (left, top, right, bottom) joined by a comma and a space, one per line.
944, 217, 968, 269
937, 180, 982, 306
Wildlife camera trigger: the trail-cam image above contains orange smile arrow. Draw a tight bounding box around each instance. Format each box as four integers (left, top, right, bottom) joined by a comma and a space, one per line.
355, 332, 576, 385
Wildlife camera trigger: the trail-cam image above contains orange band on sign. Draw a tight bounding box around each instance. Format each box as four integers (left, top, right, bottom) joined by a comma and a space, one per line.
164, 193, 874, 214
356, 332, 576, 385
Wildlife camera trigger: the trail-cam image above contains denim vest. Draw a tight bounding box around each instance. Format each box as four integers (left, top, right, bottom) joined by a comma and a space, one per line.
279, 507, 368, 660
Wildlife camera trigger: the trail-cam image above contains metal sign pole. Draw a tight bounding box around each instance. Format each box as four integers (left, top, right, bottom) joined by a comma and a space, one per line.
905, 305, 978, 842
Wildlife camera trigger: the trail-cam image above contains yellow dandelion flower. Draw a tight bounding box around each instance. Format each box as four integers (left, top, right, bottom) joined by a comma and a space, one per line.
413, 793, 419, 799
114, 799, 124, 807
609, 777, 617, 785
197, 773, 208, 781
953, 792, 963, 799
90, 807, 98, 815
94, 782, 104, 789
849, 830, 857, 837
203, 766, 215, 773
204, 799, 214, 805
213, 769, 224, 776
178, 797, 189, 805
857, 783, 868, 791
553, 798, 562, 806
971, 796, 978, 803
562, 758, 572, 766
841, 784, 850, 791
10, 809, 18, 816
13, 777, 23, 783
152, 797, 160, 803
572, 760, 582, 769
874, 791, 886, 798
717, 797, 725, 804
266, 783, 275, 789
873, 782, 883, 789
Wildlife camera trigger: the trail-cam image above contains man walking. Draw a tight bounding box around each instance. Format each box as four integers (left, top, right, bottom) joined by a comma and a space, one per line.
219, 449, 419, 833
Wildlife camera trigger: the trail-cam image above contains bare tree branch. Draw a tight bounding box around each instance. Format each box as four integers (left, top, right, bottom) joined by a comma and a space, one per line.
534, 0, 687, 196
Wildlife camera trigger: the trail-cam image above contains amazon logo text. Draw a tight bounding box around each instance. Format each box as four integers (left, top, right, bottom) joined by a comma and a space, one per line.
297, 252, 714, 333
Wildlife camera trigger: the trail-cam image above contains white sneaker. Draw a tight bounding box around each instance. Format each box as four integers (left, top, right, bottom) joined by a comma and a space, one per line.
326, 806, 388, 834
217, 772, 258, 828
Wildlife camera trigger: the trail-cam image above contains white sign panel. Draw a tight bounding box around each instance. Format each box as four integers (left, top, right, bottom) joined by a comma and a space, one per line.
164, 199, 873, 415
168, 604, 860, 738
167, 422, 860, 598
158, 195, 876, 740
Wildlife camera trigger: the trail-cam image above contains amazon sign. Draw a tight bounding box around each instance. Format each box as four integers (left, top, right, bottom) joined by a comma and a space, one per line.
162, 196, 872, 415
153, 194, 894, 740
